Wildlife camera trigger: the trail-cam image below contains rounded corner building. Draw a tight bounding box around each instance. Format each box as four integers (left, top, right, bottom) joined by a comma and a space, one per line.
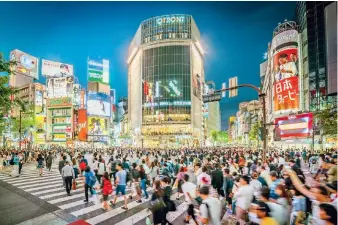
128, 14, 205, 148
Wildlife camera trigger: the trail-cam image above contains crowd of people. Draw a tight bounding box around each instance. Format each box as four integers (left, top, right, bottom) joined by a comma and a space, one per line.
0, 147, 337, 225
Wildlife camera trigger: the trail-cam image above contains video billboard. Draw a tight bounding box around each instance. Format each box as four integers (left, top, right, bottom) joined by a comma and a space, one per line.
10, 49, 38, 79
88, 116, 109, 135
77, 109, 87, 141
35, 88, 44, 114
275, 113, 313, 140
47, 77, 73, 98
87, 92, 111, 117
42, 59, 74, 77
88, 58, 109, 84
272, 29, 299, 112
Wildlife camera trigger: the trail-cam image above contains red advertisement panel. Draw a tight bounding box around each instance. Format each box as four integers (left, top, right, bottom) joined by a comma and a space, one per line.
77, 109, 87, 141
274, 76, 299, 111
275, 113, 313, 140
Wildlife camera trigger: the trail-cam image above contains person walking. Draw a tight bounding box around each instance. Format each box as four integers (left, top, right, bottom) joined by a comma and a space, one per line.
59, 155, 67, 186
46, 152, 53, 172
83, 166, 96, 203
37, 154, 44, 176
110, 163, 128, 210
62, 161, 75, 196
139, 165, 149, 200
11, 153, 20, 177
101, 171, 113, 210
97, 158, 106, 184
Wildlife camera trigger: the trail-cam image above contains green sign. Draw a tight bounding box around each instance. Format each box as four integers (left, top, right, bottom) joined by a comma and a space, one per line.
88, 58, 109, 84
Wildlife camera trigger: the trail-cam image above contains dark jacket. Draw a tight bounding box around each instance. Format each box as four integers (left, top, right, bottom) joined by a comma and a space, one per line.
211, 169, 223, 189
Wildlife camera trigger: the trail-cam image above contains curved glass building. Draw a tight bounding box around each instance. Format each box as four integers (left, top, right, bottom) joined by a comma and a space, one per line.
128, 14, 204, 148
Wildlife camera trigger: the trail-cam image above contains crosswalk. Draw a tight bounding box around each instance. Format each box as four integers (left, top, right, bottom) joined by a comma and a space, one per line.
0, 162, 196, 225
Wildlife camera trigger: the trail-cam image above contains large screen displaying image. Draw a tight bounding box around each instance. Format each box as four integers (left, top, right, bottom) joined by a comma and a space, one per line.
88, 117, 108, 135
87, 92, 111, 117
275, 113, 313, 140
47, 77, 73, 98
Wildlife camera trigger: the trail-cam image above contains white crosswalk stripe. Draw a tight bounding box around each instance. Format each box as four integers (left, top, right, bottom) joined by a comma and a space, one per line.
0, 160, 189, 225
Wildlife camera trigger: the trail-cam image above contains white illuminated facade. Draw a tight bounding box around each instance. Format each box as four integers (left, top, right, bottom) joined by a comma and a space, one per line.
128, 14, 205, 148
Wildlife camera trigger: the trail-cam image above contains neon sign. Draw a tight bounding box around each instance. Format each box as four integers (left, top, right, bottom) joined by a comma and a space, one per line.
144, 101, 191, 108
157, 16, 185, 25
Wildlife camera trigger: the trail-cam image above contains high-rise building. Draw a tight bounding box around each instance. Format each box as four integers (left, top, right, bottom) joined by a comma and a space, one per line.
128, 15, 205, 148
295, 1, 334, 111
204, 81, 221, 138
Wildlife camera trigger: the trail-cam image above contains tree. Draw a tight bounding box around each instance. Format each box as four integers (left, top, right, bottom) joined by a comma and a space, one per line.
249, 121, 260, 141
210, 130, 218, 145
217, 131, 229, 143
0, 52, 23, 117
315, 107, 337, 136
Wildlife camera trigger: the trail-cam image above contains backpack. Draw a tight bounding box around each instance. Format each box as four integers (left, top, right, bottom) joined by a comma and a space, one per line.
88, 172, 97, 187
311, 158, 317, 164
111, 161, 117, 173
80, 161, 86, 170
102, 178, 113, 195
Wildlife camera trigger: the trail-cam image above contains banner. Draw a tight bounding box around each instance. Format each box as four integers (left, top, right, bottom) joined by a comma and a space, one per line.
88, 116, 109, 135
88, 58, 109, 84
274, 76, 299, 111
275, 113, 313, 140
77, 109, 87, 141
47, 97, 72, 107
10, 49, 38, 79
87, 92, 111, 117
42, 59, 74, 77
79, 89, 86, 109
47, 77, 73, 98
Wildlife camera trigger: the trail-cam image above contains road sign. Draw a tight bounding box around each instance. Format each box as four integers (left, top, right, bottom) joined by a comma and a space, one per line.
203, 93, 222, 103
222, 82, 226, 97
229, 77, 238, 97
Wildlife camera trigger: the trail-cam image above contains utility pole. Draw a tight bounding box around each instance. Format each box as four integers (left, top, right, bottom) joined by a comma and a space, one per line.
211, 84, 268, 162
19, 110, 22, 151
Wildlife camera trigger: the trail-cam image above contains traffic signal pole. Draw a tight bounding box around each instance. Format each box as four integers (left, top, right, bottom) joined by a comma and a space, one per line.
213, 84, 268, 162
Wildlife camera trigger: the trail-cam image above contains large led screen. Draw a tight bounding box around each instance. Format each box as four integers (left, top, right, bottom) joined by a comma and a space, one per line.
87, 92, 111, 117
275, 113, 313, 140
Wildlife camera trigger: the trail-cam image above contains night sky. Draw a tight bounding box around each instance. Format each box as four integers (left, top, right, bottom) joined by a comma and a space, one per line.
0, 1, 296, 130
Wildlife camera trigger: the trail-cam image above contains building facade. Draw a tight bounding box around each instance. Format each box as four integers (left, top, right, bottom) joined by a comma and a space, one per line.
128, 15, 205, 148
204, 81, 221, 138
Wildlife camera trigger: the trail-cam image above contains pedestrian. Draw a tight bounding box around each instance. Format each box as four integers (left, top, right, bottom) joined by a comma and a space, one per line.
253, 201, 279, 225
139, 164, 149, 200
234, 175, 254, 225
110, 163, 128, 210
11, 153, 20, 177
101, 171, 113, 210
97, 158, 106, 184
37, 153, 44, 176
198, 185, 222, 225
46, 152, 53, 171
62, 161, 75, 196
181, 174, 198, 225
83, 166, 96, 203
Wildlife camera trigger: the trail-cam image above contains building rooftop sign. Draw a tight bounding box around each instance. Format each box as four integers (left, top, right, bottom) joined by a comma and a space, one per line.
156, 16, 185, 25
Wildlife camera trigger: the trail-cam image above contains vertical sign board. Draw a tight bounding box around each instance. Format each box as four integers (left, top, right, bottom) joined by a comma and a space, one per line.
77, 109, 87, 141
271, 29, 299, 112
88, 58, 110, 84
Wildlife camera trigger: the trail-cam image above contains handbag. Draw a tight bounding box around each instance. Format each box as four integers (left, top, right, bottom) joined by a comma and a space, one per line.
149, 198, 166, 212
72, 180, 77, 190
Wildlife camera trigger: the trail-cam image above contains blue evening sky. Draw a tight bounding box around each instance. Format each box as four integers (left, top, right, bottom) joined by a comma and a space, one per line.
0, 1, 296, 129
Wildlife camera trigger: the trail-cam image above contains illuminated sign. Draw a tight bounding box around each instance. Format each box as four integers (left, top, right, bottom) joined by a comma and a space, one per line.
157, 16, 185, 25
47, 97, 72, 107
143, 101, 191, 108
275, 113, 313, 140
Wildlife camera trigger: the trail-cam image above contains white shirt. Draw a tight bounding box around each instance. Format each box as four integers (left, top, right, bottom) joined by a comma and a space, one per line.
250, 179, 262, 198
234, 185, 254, 210
278, 157, 285, 167
181, 182, 197, 203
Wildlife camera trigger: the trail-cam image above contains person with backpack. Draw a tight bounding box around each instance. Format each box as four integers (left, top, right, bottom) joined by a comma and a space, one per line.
79, 156, 87, 175
97, 158, 106, 184
83, 166, 96, 203
101, 171, 113, 210
198, 185, 222, 225
37, 153, 44, 177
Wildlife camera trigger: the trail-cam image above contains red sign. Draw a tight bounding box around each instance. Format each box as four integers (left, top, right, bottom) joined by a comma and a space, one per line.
275, 113, 313, 140
274, 76, 299, 111
77, 109, 87, 141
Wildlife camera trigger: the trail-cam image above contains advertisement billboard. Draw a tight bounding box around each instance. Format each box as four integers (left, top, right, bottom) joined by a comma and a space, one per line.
47, 97, 72, 107
79, 89, 86, 109
35, 115, 45, 131
272, 29, 299, 112
275, 113, 313, 140
42, 59, 74, 77
110, 89, 116, 105
47, 77, 73, 98
35, 89, 43, 114
77, 109, 87, 141
88, 116, 109, 136
10, 49, 38, 79
192, 73, 202, 100
87, 92, 111, 117
88, 58, 109, 84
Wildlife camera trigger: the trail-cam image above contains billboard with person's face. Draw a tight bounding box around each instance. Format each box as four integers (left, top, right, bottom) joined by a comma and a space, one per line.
42, 59, 73, 77
272, 29, 299, 112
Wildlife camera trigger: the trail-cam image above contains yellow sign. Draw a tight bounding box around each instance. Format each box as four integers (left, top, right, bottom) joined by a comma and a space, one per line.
88, 117, 108, 135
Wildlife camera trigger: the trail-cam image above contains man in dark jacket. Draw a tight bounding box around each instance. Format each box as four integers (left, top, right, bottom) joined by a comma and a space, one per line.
46, 152, 53, 171
211, 163, 224, 196
59, 156, 67, 187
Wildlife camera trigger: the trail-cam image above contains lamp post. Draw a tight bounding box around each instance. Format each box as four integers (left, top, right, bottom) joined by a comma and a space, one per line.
19, 110, 22, 151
